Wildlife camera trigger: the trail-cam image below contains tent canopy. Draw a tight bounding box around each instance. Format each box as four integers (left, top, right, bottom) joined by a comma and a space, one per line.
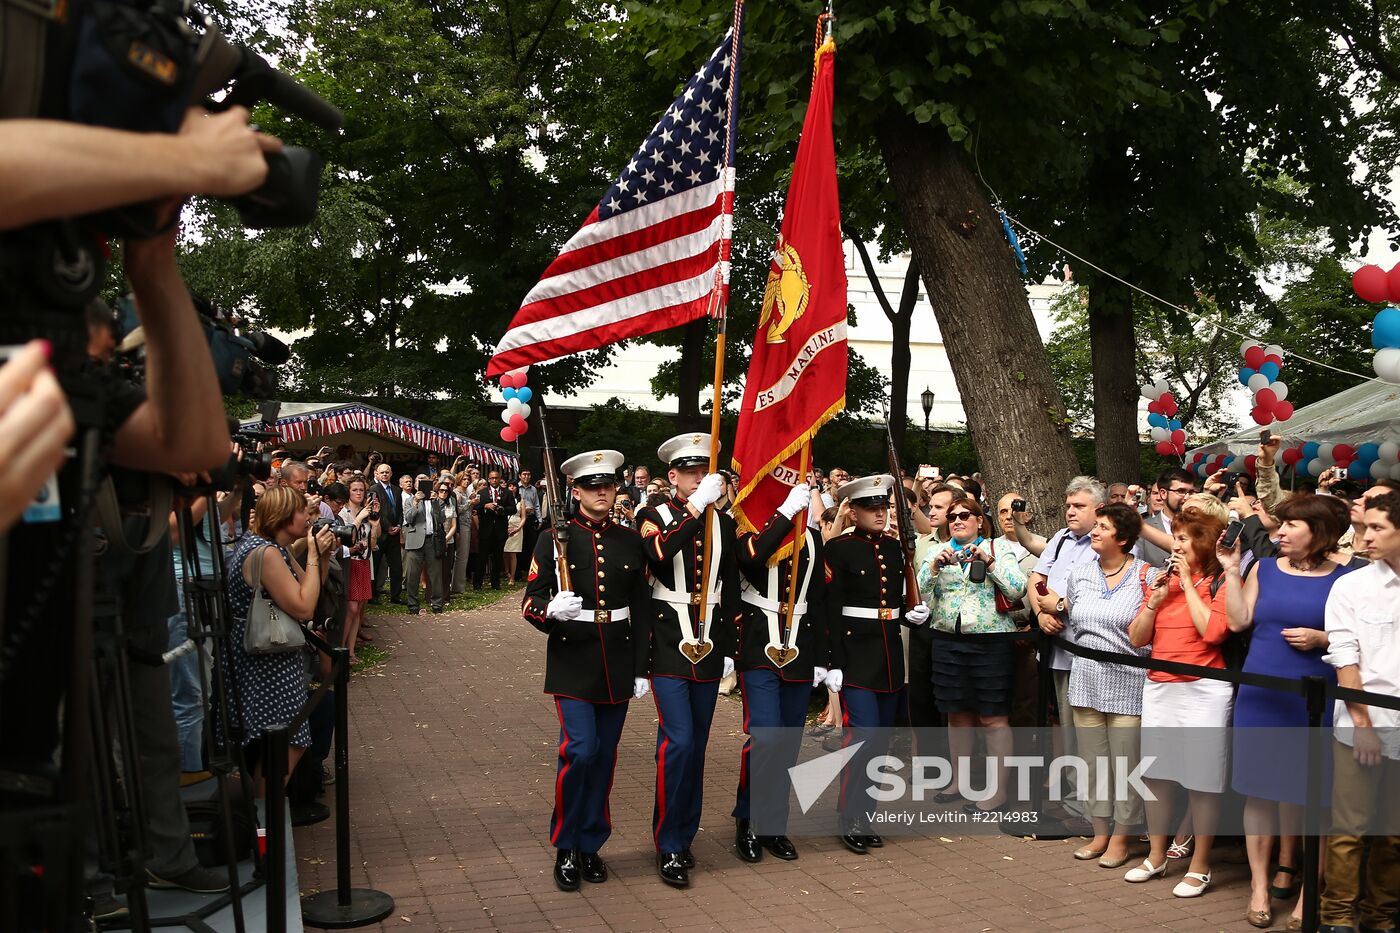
1187, 379, 1400, 460
241, 401, 518, 470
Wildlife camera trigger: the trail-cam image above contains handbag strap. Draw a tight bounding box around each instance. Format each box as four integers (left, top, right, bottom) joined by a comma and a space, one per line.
247, 543, 270, 596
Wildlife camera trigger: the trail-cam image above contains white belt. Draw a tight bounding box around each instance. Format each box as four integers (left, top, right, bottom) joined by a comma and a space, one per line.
651, 585, 723, 608
583, 607, 629, 623
740, 590, 808, 617
842, 606, 899, 620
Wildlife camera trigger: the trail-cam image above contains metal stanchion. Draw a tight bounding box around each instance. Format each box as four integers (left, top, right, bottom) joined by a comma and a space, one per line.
1298, 676, 1326, 933
301, 647, 394, 929
264, 724, 291, 933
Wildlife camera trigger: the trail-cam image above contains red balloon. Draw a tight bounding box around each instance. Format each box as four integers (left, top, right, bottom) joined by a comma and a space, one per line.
1244, 345, 1266, 369
1281, 447, 1302, 466
1388, 264, 1400, 303
1147, 401, 1162, 414
509, 414, 527, 433
1251, 406, 1274, 426
1334, 444, 1355, 462
1173, 442, 1186, 455
1264, 354, 1283, 366
515, 420, 530, 436
1193, 451, 1206, 462
499, 374, 516, 390
1354, 264, 1390, 302
500, 426, 517, 442
1170, 428, 1185, 443
1155, 441, 1173, 455
1244, 455, 1258, 474
1255, 387, 1278, 408
1161, 398, 1178, 417
1273, 400, 1294, 421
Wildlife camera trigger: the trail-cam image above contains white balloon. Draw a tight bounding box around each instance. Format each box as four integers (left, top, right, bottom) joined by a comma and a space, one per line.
1264, 344, 1284, 359
1375, 347, 1400, 384
1272, 381, 1288, 401
506, 398, 524, 415
1372, 460, 1390, 481
1151, 426, 1169, 441
1140, 383, 1158, 400
1307, 458, 1328, 477
1240, 339, 1261, 356
1380, 441, 1400, 462
1154, 379, 1172, 397
500, 408, 514, 425
518, 402, 531, 420
1247, 373, 1271, 392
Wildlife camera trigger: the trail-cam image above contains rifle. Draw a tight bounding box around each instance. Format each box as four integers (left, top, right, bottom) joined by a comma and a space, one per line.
883, 405, 921, 611
536, 405, 572, 591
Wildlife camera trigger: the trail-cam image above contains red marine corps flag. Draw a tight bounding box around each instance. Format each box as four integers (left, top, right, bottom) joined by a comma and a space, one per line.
730, 29, 846, 560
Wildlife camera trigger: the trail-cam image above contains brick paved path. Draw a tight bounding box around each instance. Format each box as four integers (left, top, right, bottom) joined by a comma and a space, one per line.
295, 594, 1263, 932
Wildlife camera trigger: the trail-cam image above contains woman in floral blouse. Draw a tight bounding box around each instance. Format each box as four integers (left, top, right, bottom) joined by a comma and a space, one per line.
918, 495, 1027, 812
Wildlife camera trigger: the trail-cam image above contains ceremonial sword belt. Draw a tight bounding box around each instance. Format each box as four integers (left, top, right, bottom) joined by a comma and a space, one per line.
842, 606, 901, 621
650, 585, 724, 612
652, 501, 724, 664
579, 606, 630, 623
738, 529, 816, 668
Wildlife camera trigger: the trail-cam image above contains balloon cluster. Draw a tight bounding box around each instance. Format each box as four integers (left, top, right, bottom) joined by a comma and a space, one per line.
1188, 449, 1257, 480
1280, 439, 1400, 481
498, 368, 533, 443
1237, 340, 1294, 425
1350, 265, 1400, 383
1142, 378, 1185, 457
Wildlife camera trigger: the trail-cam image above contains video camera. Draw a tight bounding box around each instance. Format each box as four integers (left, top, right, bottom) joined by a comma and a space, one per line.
0, 0, 344, 320
311, 517, 365, 550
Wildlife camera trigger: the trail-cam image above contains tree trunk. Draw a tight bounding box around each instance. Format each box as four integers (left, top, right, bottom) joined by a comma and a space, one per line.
889, 309, 912, 459
879, 116, 1078, 536
1087, 278, 1140, 482
676, 317, 707, 422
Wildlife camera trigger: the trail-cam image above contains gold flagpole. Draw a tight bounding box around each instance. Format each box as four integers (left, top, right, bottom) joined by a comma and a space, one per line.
780, 442, 811, 645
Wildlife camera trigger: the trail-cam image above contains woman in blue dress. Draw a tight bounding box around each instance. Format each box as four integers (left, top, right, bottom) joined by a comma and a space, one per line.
1218, 494, 1354, 929
226, 486, 337, 795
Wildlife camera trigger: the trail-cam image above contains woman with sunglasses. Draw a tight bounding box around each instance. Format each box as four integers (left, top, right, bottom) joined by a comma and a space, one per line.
918, 496, 1027, 813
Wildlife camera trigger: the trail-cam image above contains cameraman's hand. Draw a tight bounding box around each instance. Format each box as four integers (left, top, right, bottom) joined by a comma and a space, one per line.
179, 106, 283, 197
314, 525, 336, 557
0, 342, 74, 533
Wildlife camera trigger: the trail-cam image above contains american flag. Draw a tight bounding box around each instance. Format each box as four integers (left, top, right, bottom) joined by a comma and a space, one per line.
485, 14, 744, 378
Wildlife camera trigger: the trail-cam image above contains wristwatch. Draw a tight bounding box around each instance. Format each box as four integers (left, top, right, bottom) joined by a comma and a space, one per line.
1054, 597, 1066, 613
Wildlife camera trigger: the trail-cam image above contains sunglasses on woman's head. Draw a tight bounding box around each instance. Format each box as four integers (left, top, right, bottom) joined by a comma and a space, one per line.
948, 511, 977, 522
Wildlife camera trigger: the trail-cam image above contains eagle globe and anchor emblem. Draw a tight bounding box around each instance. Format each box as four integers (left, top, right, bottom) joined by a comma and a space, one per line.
758, 237, 812, 344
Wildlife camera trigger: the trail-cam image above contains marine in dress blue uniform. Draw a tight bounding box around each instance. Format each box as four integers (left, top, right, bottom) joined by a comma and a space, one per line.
732, 482, 831, 863
633, 433, 739, 888
521, 450, 648, 892
823, 475, 930, 854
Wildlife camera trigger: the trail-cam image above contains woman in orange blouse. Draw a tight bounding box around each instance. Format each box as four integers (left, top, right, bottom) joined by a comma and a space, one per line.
1123, 508, 1231, 899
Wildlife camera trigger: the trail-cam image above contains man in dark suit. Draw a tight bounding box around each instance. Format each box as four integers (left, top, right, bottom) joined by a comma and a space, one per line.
474, 468, 516, 590
370, 461, 404, 602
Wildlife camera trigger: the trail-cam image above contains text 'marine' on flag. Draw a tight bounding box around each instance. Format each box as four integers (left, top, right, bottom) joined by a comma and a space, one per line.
730, 35, 847, 561
485, 16, 745, 379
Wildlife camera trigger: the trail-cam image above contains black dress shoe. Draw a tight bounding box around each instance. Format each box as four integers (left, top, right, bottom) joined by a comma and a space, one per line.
579, 852, 607, 884
840, 825, 868, 855
679, 848, 695, 869
391, 595, 406, 604
735, 819, 762, 863
408, 606, 420, 615
657, 851, 689, 888
553, 849, 581, 892
933, 790, 961, 804
862, 831, 883, 848
430, 605, 444, 613
760, 835, 798, 860
1319, 926, 1356, 933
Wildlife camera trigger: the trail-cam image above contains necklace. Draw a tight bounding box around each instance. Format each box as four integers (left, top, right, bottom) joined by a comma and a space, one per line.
1101, 558, 1130, 577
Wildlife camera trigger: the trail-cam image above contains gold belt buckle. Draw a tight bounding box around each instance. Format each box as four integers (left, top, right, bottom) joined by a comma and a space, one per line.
689, 592, 703, 606
594, 609, 611, 623
877, 608, 896, 620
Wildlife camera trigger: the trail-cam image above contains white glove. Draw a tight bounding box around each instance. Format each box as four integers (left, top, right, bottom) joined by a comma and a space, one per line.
905, 603, 931, 626
546, 590, 583, 621
722, 656, 735, 679
777, 483, 813, 520
824, 668, 844, 692
689, 473, 725, 510
633, 677, 651, 699
812, 665, 829, 689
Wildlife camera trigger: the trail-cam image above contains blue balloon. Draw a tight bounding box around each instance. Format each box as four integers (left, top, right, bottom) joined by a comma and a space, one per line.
1259, 361, 1281, 382
1168, 419, 1182, 431
1302, 441, 1320, 460
1357, 442, 1381, 463
1373, 307, 1400, 350
1146, 413, 1163, 428
517, 386, 533, 404
1297, 459, 1312, 478
1238, 367, 1256, 386
502, 387, 518, 401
